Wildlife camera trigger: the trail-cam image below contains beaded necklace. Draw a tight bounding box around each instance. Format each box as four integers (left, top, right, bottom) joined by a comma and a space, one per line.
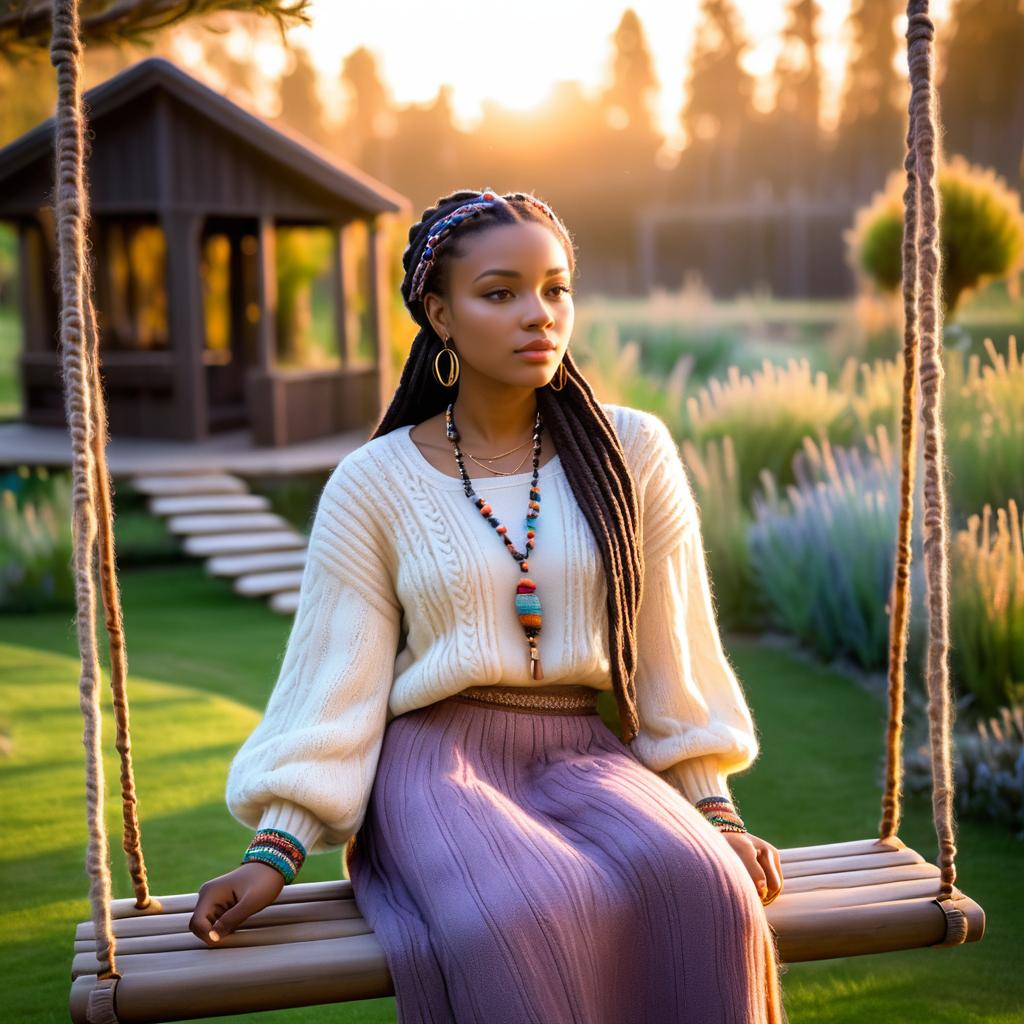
444, 402, 546, 680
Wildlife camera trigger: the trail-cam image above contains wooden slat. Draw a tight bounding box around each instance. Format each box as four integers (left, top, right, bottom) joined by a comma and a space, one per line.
75, 898, 361, 941
69, 933, 394, 1024
778, 848, 922, 879
767, 892, 985, 963
778, 836, 907, 863
72, 918, 374, 976
781, 861, 939, 894
104, 879, 352, 919
776, 877, 961, 910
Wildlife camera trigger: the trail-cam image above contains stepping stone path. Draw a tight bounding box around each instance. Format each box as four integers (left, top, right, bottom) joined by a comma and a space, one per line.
130, 471, 307, 615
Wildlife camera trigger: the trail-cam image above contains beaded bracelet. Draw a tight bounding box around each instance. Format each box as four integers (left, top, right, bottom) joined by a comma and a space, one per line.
241, 828, 307, 884
694, 795, 749, 835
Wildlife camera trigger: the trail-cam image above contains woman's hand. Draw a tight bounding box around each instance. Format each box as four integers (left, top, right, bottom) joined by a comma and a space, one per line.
188, 862, 285, 947
719, 831, 784, 906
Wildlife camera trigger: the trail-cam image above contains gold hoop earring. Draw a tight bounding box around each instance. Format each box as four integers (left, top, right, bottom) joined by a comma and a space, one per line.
549, 360, 567, 391
433, 335, 460, 387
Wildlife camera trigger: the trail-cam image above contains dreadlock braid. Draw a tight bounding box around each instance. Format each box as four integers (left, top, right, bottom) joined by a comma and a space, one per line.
372, 188, 646, 742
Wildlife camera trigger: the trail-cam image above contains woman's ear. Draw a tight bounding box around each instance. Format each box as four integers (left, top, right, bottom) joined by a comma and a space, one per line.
422, 293, 450, 340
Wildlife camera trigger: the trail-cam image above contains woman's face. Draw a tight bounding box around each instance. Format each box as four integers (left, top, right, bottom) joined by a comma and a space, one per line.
423, 221, 574, 390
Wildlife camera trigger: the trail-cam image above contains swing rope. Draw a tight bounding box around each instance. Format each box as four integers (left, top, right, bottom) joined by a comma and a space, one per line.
50, 0, 157, 1009
48, 1, 969, 1016
880, 1, 966, 945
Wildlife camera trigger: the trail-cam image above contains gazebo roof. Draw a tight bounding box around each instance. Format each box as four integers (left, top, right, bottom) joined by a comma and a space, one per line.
0, 55, 410, 216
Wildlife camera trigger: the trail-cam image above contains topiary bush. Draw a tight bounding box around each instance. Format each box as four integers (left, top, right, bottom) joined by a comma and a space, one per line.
846, 153, 1024, 321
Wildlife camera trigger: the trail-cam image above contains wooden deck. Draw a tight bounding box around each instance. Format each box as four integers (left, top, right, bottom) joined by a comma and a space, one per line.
0, 421, 370, 477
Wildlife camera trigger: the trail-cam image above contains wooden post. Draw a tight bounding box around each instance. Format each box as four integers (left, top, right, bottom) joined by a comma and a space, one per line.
332, 222, 352, 369
256, 215, 277, 372
163, 212, 206, 441
367, 217, 390, 415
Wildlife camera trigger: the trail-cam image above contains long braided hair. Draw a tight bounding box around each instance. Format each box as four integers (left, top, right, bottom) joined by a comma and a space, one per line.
371, 188, 645, 742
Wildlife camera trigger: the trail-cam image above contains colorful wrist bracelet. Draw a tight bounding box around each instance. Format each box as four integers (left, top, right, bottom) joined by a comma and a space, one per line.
694, 795, 749, 834
241, 827, 307, 884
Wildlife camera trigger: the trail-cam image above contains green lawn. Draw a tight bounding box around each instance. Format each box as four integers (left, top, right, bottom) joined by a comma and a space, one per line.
1, 562, 1019, 1023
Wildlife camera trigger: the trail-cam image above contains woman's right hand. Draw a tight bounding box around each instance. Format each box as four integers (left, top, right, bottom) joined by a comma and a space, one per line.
189, 861, 285, 947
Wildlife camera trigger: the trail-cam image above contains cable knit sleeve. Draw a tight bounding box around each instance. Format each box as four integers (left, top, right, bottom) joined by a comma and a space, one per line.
224, 450, 402, 859
628, 412, 760, 808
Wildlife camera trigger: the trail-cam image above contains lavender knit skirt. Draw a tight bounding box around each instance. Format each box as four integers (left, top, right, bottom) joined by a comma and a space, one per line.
344, 693, 787, 1024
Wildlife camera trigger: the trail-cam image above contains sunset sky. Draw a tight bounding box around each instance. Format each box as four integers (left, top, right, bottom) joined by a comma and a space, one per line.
190, 0, 953, 152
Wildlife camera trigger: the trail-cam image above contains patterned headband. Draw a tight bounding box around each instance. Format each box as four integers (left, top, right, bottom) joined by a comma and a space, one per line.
409, 189, 565, 304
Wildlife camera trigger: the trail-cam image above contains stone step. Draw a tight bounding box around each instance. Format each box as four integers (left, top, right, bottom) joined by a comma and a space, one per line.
206, 549, 308, 578
166, 512, 290, 536
131, 474, 248, 497
269, 590, 301, 615
183, 531, 307, 557
235, 570, 306, 597
149, 494, 271, 516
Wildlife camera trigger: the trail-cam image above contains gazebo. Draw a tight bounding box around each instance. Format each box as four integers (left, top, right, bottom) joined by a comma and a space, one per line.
0, 55, 410, 447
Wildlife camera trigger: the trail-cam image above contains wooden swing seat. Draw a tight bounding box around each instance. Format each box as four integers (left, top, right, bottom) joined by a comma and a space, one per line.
69, 835, 985, 1023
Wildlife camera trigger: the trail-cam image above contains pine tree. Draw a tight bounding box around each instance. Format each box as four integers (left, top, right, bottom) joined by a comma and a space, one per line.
277, 44, 328, 149
767, 0, 824, 194
337, 46, 393, 177
679, 0, 756, 198
939, 0, 1024, 186
833, 0, 905, 199
602, 8, 659, 134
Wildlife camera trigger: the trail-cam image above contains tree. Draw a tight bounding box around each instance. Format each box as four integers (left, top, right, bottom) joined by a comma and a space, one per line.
336, 46, 393, 176
678, 0, 757, 199
772, 0, 823, 190
276, 43, 328, 149
601, 8, 659, 135
832, 0, 905, 199
939, 0, 1024, 188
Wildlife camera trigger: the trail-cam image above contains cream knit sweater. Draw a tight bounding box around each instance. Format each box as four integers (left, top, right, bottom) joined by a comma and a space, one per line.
225, 403, 760, 858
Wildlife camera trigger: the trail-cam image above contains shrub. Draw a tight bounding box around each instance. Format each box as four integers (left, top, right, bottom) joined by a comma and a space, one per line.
846, 154, 1024, 321
0, 467, 74, 613
685, 356, 856, 506
679, 433, 764, 633
951, 498, 1024, 715
943, 335, 1024, 522
903, 698, 1024, 840
747, 426, 929, 672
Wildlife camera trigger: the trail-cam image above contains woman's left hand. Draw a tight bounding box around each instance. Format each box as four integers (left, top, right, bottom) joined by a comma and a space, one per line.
718, 831, 784, 906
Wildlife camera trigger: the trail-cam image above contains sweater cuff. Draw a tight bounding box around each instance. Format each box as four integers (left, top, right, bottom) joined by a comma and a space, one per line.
257, 799, 326, 857
659, 755, 736, 808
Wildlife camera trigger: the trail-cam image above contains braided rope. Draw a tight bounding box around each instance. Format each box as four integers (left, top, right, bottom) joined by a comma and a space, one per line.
50, 0, 157, 1001
882, 0, 967, 945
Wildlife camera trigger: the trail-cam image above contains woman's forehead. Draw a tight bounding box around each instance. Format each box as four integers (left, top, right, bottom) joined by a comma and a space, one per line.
452, 222, 571, 278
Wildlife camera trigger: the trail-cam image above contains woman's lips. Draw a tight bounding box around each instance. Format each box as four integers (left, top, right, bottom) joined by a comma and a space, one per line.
515, 349, 555, 361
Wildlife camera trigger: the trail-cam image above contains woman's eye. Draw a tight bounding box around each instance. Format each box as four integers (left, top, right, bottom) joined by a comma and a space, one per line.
484, 285, 573, 300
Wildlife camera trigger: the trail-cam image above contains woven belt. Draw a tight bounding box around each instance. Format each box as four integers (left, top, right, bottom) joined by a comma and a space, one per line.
450, 685, 600, 715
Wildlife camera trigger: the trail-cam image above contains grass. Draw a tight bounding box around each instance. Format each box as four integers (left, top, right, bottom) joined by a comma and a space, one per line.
1, 560, 1020, 1024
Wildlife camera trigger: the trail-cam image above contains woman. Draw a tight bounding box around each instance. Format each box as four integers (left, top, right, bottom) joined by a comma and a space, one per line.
191, 189, 788, 1023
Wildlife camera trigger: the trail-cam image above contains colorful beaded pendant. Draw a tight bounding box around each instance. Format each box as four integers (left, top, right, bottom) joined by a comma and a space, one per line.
445, 402, 546, 680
